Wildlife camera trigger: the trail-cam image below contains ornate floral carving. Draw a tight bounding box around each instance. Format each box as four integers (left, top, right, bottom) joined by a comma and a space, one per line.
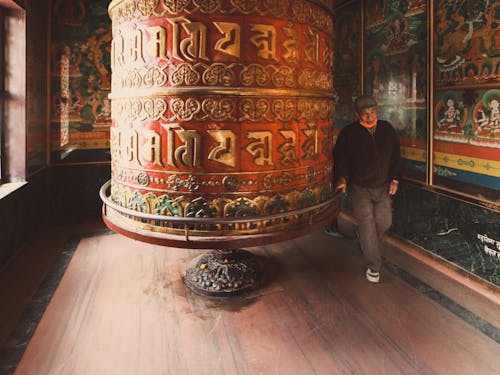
113, 98, 168, 122
143, 98, 168, 120
271, 66, 295, 88
113, 62, 330, 90
240, 64, 270, 86
202, 63, 235, 86
263, 0, 289, 17
230, 0, 260, 14
110, 181, 333, 217
164, 0, 191, 14
171, 63, 201, 86
110, 0, 334, 34
239, 98, 270, 121
136, 0, 159, 16
222, 176, 240, 192
201, 98, 236, 121
120, 2, 136, 22
192, 0, 223, 13
170, 98, 201, 121
167, 174, 201, 192
272, 99, 295, 121
143, 66, 169, 87
113, 97, 333, 122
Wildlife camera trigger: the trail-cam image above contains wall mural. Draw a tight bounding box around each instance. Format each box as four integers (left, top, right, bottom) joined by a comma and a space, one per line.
50, 0, 111, 163
434, 0, 500, 204
333, 0, 361, 130
435, 0, 500, 86
364, 0, 428, 182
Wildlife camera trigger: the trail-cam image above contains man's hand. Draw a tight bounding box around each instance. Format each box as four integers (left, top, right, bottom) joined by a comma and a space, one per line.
389, 180, 398, 195
336, 177, 347, 193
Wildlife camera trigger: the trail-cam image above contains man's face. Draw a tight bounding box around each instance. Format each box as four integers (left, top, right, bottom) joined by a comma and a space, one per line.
356, 107, 378, 124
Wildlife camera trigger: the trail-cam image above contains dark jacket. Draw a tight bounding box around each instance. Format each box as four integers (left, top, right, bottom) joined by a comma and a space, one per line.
333, 120, 401, 188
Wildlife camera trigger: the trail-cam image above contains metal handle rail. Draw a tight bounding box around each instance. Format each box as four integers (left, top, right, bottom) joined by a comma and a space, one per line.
101, 180, 338, 224
100, 180, 339, 242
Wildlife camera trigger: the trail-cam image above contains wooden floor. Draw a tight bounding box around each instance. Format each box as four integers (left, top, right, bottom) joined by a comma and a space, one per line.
1, 222, 500, 375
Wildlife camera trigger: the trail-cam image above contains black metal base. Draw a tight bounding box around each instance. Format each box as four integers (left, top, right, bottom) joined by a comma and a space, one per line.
183, 249, 262, 297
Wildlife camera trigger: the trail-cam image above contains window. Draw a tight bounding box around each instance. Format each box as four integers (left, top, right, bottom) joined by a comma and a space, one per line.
0, 0, 26, 184
0, 6, 5, 183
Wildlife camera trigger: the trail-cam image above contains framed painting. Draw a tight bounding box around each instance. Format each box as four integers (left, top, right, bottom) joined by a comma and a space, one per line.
364, 0, 428, 182
432, 0, 500, 206
433, 88, 500, 204
50, 0, 111, 164
434, 0, 500, 88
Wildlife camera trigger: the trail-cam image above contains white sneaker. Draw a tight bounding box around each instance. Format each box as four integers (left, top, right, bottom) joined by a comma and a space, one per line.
366, 268, 380, 283
324, 225, 343, 238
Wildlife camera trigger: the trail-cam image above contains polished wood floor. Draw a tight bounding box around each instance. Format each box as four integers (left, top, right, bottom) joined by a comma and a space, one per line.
1, 221, 499, 375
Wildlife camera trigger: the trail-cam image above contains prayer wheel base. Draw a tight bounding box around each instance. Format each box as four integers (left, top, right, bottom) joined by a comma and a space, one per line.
183, 249, 262, 297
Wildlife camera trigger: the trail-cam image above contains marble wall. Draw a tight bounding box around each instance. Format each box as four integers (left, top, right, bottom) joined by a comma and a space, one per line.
392, 182, 500, 286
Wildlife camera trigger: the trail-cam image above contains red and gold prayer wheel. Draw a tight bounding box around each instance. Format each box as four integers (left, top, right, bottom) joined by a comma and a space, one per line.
102, 0, 337, 250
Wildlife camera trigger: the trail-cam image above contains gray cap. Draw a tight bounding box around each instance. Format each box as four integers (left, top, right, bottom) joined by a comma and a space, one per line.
354, 95, 377, 111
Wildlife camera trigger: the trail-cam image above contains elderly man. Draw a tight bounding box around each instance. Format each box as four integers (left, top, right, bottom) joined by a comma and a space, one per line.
333, 95, 401, 283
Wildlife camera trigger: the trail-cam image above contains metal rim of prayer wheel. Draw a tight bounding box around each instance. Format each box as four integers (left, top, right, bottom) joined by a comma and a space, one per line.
102, 0, 337, 296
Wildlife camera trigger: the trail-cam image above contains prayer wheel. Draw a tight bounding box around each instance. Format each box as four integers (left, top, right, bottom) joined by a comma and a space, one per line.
101, 0, 337, 295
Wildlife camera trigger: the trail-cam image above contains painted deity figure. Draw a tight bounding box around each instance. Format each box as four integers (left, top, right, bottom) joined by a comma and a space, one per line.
54, 0, 85, 27
337, 18, 358, 72
366, 0, 387, 28
476, 98, 500, 137
366, 54, 388, 101
438, 98, 462, 133
383, 16, 417, 54
95, 98, 111, 121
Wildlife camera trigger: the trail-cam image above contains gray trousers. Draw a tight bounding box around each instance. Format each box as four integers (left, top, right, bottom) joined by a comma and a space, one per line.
349, 183, 392, 272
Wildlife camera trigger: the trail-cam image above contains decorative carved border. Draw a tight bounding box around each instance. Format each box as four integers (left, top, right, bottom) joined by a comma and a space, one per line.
111, 96, 334, 123
108, 0, 334, 33
111, 63, 333, 92
110, 181, 333, 218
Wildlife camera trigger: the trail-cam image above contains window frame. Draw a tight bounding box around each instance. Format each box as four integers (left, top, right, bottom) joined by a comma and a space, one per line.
0, 0, 26, 185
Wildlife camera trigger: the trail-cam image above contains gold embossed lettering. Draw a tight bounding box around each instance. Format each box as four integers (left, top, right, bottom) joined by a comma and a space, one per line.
128, 26, 144, 65
110, 127, 121, 160
146, 26, 167, 60
169, 17, 208, 62
119, 129, 139, 162
323, 38, 334, 70
278, 130, 298, 165
141, 130, 163, 166
214, 22, 240, 58
304, 27, 320, 65
302, 123, 319, 160
162, 123, 201, 168
246, 131, 273, 166
207, 130, 236, 167
249, 24, 278, 61
112, 31, 125, 69
282, 25, 299, 63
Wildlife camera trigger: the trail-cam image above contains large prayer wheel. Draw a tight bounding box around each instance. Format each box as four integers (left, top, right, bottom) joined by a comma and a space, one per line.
101, 0, 337, 255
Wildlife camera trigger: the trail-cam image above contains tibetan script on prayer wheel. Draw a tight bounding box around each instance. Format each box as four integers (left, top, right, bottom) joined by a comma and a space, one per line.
102, 0, 338, 248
